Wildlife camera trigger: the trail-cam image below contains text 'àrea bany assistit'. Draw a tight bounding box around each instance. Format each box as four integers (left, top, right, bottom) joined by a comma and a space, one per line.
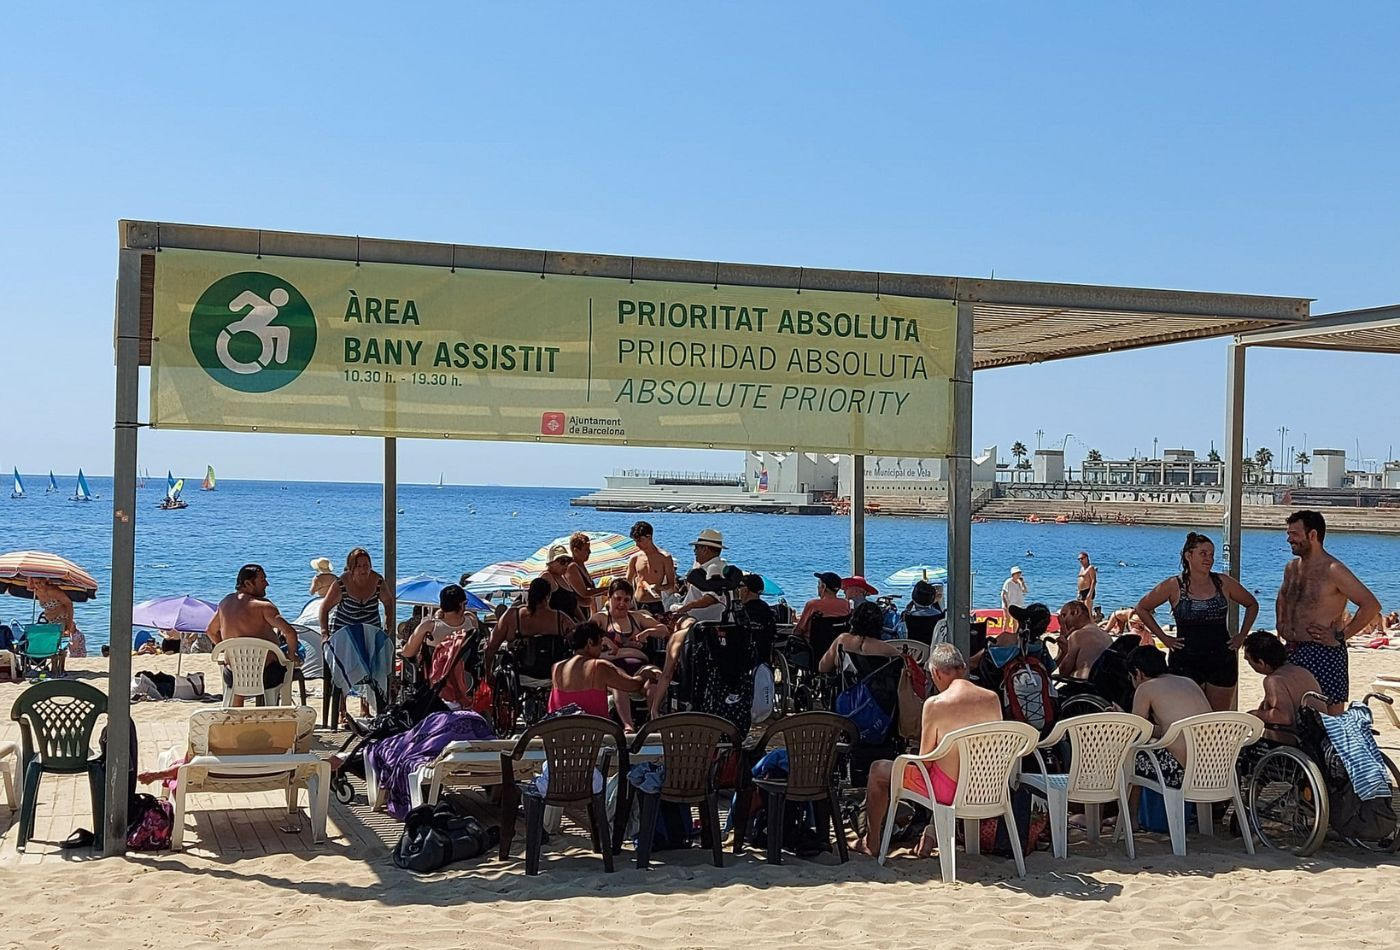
341, 291, 561, 372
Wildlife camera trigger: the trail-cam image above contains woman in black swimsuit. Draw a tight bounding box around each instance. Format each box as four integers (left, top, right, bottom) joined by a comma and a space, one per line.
484, 577, 572, 679
1134, 532, 1260, 710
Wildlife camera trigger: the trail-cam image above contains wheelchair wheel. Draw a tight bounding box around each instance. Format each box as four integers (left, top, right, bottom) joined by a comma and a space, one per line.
772, 650, 795, 717
1058, 692, 1111, 720
491, 669, 520, 736
1247, 745, 1328, 856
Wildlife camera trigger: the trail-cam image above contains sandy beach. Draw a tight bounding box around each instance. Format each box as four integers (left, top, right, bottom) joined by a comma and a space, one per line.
3, 649, 1400, 950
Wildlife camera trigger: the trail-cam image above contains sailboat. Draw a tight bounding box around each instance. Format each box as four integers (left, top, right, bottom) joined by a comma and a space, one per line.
72, 469, 94, 502
158, 470, 188, 510
201, 465, 217, 491
437, 473, 444, 489
10, 469, 24, 499
46, 471, 58, 494
138, 467, 148, 489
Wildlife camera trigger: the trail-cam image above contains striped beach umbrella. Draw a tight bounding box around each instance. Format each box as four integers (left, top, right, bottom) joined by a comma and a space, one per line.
395, 574, 490, 610
0, 550, 100, 602
464, 560, 533, 592
520, 532, 638, 584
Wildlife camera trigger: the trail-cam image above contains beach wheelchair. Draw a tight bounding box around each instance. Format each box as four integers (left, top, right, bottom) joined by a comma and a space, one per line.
771, 615, 848, 716
492, 634, 570, 733
1239, 691, 1400, 856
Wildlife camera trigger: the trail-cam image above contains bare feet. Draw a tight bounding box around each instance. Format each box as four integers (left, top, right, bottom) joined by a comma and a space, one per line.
914, 831, 938, 858
850, 836, 877, 857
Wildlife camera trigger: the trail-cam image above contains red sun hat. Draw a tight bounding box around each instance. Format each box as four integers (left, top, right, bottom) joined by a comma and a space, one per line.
841, 575, 878, 596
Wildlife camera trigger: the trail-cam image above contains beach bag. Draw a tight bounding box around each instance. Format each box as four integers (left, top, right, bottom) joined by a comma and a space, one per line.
979, 785, 1049, 857
173, 672, 205, 700
835, 681, 893, 744
897, 654, 931, 742
126, 793, 174, 852
1001, 652, 1055, 734
393, 801, 494, 873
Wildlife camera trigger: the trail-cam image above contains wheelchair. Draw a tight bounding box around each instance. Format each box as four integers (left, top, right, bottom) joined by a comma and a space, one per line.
1240, 691, 1400, 856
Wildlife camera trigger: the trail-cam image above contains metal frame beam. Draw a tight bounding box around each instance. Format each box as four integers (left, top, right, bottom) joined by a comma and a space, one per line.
1240, 304, 1400, 349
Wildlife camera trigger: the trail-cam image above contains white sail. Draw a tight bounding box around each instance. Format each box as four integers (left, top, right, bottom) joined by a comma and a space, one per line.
11, 468, 24, 499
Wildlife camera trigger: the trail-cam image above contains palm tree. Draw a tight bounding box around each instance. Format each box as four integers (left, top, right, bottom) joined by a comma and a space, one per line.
1296, 451, 1310, 471
1010, 441, 1028, 482
1086, 449, 1103, 462
1207, 448, 1221, 463
1254, 447, 1274, 482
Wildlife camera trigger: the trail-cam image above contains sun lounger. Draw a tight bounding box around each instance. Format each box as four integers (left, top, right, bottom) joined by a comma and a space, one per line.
164, 706, 328, 850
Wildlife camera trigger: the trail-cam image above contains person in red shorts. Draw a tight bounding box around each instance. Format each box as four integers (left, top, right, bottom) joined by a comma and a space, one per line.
854, 644, 1002, 858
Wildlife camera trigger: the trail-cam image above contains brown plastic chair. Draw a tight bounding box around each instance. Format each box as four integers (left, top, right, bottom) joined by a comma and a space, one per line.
499, 714, 627, 875
624, 712, 740, 869
734, 710, 856, 865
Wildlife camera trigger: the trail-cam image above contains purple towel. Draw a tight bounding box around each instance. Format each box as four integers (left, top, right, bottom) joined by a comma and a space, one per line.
368, 711, 495, 819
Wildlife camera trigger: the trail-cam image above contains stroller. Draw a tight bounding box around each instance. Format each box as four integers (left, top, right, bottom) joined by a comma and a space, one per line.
328, 632, 479, 805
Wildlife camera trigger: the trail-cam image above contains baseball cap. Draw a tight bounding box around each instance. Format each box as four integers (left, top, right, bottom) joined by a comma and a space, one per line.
547, 544, 571, 563
814, 571, 843, 592
1008, 602, 1052, 633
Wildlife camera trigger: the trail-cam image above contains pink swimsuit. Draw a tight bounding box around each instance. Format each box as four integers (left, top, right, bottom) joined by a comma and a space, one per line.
904, 762, 958, 805
547, 686, 610, 718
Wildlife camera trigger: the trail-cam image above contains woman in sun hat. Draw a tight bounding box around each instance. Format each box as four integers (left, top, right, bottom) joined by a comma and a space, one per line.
841, 575, 879, 608
309, 556, 336, 597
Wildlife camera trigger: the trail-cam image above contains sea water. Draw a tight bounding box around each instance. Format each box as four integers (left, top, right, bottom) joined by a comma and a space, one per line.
4, 476, 1399, 649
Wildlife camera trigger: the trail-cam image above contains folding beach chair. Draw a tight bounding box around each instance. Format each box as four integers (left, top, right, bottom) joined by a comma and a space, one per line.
17, 623, 66, 679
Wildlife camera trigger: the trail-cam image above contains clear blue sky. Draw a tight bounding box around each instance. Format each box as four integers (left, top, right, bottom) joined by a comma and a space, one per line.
4, 3, 1398, 487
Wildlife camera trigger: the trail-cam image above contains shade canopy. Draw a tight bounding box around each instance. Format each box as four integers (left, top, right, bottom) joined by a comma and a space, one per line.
1239, 303, 1400, 355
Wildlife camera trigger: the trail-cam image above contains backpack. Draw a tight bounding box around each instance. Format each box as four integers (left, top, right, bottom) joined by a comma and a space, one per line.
751, 663, 776, 724
126, 793, 174, 851
393, 800, 496, 873
1001, 651, 1055, 734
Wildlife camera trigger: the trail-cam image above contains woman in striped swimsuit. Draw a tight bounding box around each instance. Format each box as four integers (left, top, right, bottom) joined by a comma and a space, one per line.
319, 547, 393, 724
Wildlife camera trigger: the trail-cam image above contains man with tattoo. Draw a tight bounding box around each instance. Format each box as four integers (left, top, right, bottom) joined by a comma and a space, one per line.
1276, 510, 1380, 713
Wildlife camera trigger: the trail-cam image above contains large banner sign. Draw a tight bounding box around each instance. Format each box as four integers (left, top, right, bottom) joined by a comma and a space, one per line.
150, 248, 957, 455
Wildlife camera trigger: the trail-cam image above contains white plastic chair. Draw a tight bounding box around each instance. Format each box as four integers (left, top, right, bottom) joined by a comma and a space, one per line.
1021, 713, 1153, 858
164, 706, 328, 850
878, 720, 1039, 881
1124, 711, 1263, 856
0, 740, 18, 810
212, 637, 294, 706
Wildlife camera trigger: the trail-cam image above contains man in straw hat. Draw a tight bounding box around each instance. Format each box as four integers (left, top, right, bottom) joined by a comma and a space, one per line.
651, 528, 729, 715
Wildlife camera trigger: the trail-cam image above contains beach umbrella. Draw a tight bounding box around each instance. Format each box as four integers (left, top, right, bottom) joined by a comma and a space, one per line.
520, 532, 638, 582
131, 594, 216, 632
756, 578, 785, 597
0, 550, 100, 602
464, 560, 532, 592
884, 565, 947, 588
395, 574, 489, 610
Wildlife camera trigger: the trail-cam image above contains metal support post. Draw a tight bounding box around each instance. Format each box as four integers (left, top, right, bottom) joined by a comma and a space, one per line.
850, 455, 865, 576
946, 300, 975, 656
1223, 342, 1247, 638
384, 438, 397, 630
104, 247, 141, 854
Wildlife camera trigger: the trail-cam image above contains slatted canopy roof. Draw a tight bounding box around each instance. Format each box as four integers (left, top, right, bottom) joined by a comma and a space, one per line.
122, 221, 1312, 370
1238, 303, 1400, 354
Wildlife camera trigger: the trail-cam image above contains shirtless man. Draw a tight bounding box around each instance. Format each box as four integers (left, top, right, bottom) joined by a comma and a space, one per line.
625, 521, 676, 617
1128, 646, 1211, 791
1276, 510, 1381, 713
1053, 600, 1113, 680
1242, 631, 1322, 743
205, 564, 300, 707
855, 644, 1002, 857
1076, 552, 1098, 613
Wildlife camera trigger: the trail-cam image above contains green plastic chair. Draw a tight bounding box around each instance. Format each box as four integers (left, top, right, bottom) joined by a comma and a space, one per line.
17, 623, 66, 677
10, 679, 108, 851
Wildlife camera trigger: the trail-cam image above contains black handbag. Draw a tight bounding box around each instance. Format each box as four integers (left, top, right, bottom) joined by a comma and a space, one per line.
392, 801, 497, 872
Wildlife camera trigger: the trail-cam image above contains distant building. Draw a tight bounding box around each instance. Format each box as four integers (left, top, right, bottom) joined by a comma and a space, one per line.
835, 447, 998, 498
1080, 449, 1222, 487
746, 451, 839, 494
